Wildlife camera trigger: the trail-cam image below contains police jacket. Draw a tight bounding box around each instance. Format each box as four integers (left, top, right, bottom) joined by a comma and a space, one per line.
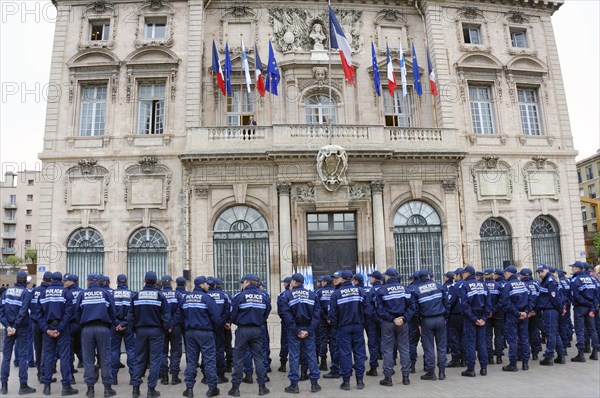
179, 287, 220, 331
413, 279, 447, 318
38, 281, 75, 333
176, 286, 187, 294
374, 278, 413, 323
75, 282, 117, 327
230, 284, 270, 327
500, 275, 530, 317
207, 287, 231, 325
558, 275, 572, 305
537, 274, 563, 313
67, 284, 83, 326
329, 280, 371, 327
316, 284, 335, 321
29, 281, 49, 321
162, 285, 182, 328
279, 284, 320, 334
521, 276, 540, 312
570, 271, 598, 311
483, 279, 500, 314
367, 281, 384, 323
0, 282, 32, 329
459, 276, 490, 325
277, 287, 290, 320
128, 284, 170, 331
113, 284, 133, 325
447, 280, 465, 315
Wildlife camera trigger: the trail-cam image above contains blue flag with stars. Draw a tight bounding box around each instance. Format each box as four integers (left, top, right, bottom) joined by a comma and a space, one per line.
371, 42, 381, 96
412, 43, 422, 96
266, 40, 280, 95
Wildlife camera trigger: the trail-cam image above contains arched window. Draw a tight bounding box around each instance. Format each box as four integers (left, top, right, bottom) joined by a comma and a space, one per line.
305, 94, 337, 125
67, 228, 104, 278
393, 201, 443, 283
479, 218, 513, 269
214, 206, 269, 296
531, 216, 561, 268
127, 227, 168, 292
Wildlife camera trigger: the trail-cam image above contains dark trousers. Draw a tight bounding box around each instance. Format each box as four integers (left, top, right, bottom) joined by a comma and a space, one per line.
131, 327, 164, 389
224, 327, 233, 368
528, 314, 542, 355
42, 327, 72, 385
574, 306, 599, 351
279, 321, 288, 363
408, 319, 420, 366
214, 324, 226, 376
69, 324, 82, 377
287, 329, 320, 383
232, 326, 265, 386
318, 320, 333, 360
81, 325, 112, 386
421, 316, 447, 371
380, 321, 410, 377
463, 319, 488, 370
160, 325, 182, 376
330, 327, 339, 374
110, 327, 135, 379
365, 319, 381, 368
32, 321, 44, 376
448, 314, 465, 362
505, 314, 530, 364
542, 309, 565, 358
337, 324, 366, 381
486, 315, 505, 359
559, 305, 573, 348
1, 329, 30, 384
184, 330, 217, 389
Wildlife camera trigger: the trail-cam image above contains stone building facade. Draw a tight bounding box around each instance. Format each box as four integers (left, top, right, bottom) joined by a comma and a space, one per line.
38, 0, 583, 293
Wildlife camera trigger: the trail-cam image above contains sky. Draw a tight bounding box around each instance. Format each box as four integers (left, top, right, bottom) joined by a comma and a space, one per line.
0, 0, 599, 173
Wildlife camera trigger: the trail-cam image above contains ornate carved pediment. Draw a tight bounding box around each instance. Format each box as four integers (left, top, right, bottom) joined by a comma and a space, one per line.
471, 156, 513, 201
124, 158, 172, 210
458, 6, 484, 20
373, 9, 407, 56
64, 159, 109, 211
507, 11, 530, 24
219, 6, 259, 53
133, 0, 176, 49
522, 157, 559, 200
79, 1, 118, 50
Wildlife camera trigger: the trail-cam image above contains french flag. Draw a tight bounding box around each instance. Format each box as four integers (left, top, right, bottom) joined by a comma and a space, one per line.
427, 48, 439, 97
211, 40, 225, 96
386, 44, 397, 96
254, 44, 266, 97
328, 6, 354, 85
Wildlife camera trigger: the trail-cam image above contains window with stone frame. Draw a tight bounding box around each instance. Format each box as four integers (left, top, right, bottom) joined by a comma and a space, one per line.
518, 87, 542, 135
137, 82, 166, 134
469, 85, 496, 134
226, 86, 256, 126
462, 24, 482, 45
305, 94, 337, 124
89, 20, 111, 41
383, 88, 414, 127
510, 28, 528, 48
79, 85, 107, 136
144, 17, 167, 40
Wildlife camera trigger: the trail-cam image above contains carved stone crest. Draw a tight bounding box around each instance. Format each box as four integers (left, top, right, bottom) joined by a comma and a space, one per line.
482, 155, 499, 169
507, 11, 529, 24
532, 156, 547, 169
316, 145, 348, 192
139, 156, 158, 173
78, 159, 98, 174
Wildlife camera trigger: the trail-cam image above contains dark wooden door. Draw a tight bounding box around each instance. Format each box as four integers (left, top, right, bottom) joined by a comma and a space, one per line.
307, 239, 357, 283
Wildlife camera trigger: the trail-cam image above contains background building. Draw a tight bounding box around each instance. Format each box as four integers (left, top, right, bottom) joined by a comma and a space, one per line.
577, 149, 600, 264
38, 0, 583, 293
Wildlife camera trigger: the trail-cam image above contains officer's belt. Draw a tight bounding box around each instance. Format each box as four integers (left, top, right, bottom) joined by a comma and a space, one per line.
47, 320, 59, 326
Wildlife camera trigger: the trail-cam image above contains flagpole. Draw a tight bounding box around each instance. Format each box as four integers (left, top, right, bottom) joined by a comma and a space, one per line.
327, 0, 333, 145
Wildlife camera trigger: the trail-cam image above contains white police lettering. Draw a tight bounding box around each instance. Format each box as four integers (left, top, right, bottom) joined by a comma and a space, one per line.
511, 281, 525, 289
83, 291, 104, 299
138, 291, 158, 300
72, 290, 81, 299
418, 283, 437, 294
292, 290, 310, 299
186, 294, 204, 303
340, 287, 359, 297
163, 291, 175, 299
321, 290, 334, 298
6, 287, 23, 296
468, 282, 484, 291
581, 277, 593, 284
45, 288, 64, 296
113, 290, 130, 299
387, 285, 405, 293
245, 293, 264, 302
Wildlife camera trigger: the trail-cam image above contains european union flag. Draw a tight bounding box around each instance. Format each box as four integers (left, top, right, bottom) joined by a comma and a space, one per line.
224, 41, 232, 97
412, 43, 422, 97
371, 42, 381, 96
265, 40, 280, 95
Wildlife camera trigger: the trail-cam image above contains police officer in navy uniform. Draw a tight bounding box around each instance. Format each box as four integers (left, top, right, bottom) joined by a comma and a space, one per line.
483, 269, 501, 365
277, 277, 292, 373
75, 273, 117, 398
569, 261, 599, 362
207, 276, 231, 383
279, 273, 321, 394
110, 274, 135, 385
180, 276, 221, 398
30, 271, 53, 382
412, 269, 447, 381
317, 275, 336, 374
557, 269, 574, 350
459, 266, 490, 377
536, 264, 567, 365
129, 271, 170, 398
500, 265, 530, 372
0, 271, 36, 395
38, 271, 78, 396
520, 268, 542, 360
447, 268, 465, 368
228, 274, 270, 397
364, 271, 383, 377
63, 273, 83, 381
160, 275, 183, 386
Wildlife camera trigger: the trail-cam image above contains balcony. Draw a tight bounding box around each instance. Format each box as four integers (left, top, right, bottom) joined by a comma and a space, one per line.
2, 218, 16, 224
184, 125, 463, 160
1, 232, 16, 239
2, 203, 17, 209
1, 247, 16, 255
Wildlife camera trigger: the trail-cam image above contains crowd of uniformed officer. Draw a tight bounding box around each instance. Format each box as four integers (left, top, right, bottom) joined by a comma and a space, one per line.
0, 261, 599, 397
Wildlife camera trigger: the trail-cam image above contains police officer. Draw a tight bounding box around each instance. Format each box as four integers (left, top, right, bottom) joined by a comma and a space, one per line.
0, 271, 36, 395
520, 268, 542, 360
482, 269, 501, 365
459, 266, 490, 377
277, 277, 292, 373
207, 277, 231, 383
180, 276, 221, 398
536, 264, 567, 365
557, 269, 574, 350
30, 271, 53, 382
228, 274, 270, 397
442, 271, 454, 355
316, 275, 335, 374
322, 275, 342, 380
406, 272, 421, 373
75, 273, 117, 398
447, 268, 465, 367
63, 274, 83, 380
111, 274, 134, 385
129, 271, 170, 398
569, 261, 599, 362
160, 275, 183, 385
280, 273, 321, 394
365, 271, 383, 376
375, 268, 412, 387
411, 269, 447, 381
176, 277, 188, 293
500, 265, 530, 372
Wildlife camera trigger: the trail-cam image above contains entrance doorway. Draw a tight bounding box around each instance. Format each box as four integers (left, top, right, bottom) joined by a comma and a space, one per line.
306, 213, 358, 284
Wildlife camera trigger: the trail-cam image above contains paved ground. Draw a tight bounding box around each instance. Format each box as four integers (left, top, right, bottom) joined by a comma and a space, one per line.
2, 349, 599, 398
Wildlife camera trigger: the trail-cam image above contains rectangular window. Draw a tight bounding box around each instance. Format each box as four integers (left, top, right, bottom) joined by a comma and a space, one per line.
79, 85, 107, 136
25, 240, 31, 247
383, 89, 413, 127
307, 213, 329, 232
463, 24, 482, 45
226, 87, 255, 126
137, 83, 165, 134
578, 171, 582, 183
5, 210, 16, 221
518, 88, 542, 135
26, 194, 33, 201
582, 207, 587, 221
9, 195, 16, 206
510, 29, 528, 48
4, 225, 15, 233
469, 85, 495, 134
90, 20, 110, 41
580, 188, 585, 197
25, 225, 32, 231
26, 209, 32, 216
586, 166, 594, 180
145, 19, 167, 39
589, 185, 597, 199
592, 205, 597, 219
27, 179, 34, 186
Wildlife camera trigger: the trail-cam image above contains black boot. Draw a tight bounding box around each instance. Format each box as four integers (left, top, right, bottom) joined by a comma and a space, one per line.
402, 375, 410, 385
284, 383, 299, 394
480, 367, 487, 376
147, 388, 161, 398
590, 349, 598, 360
242, 375, 253, 384
218, 375, 229, 384
103, 384, 116, 398
183, 388, 194, 398
502, 362, 518, 372
299, 371, 308, 381
323, 371, 340, 379
161, 374, 169, 385
61, 385, 79, 396
0, 383, 6, 395
438, 369, 446, 380
356, 379, 364, 389
420, 371, 437, 381
554, 354, 566, 364
310, 381, 321, 393
339, 380, 350, 391
461, 369, 476, 377
227, 386, 240, 397
18, 384, 36, 395
278, 361, 287, 373
584, 345, 591, 353
496, 356, 503, 364
366, 367, 378, 376
86, 385, 95, 398
43, 384, 51, 396
446, 360, 461, 368
132, 386, 141, 398
571, 350, 586, 363
379, 376, 392, 387
410, 363, 416, 374
540, 356, 554, 366
532, 353, 538, 361
171, 373, 182, 385
319, 357, 328, 371
522, 361, 529, 371
258, 384, 269, 396
206, 387, 219, 397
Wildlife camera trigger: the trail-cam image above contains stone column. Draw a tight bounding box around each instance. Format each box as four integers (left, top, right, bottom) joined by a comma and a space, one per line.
371, 180, 387, 269
277, 182, 293, 278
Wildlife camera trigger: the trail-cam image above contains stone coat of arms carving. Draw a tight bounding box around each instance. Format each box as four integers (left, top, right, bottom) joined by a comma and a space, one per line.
316, 145, 348, 192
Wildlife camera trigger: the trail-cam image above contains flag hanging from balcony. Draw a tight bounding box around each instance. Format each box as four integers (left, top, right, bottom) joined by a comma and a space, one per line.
254, 43, 266, 97
412, 43, 423, 97
399, 40, 408, 98
371, 42, 381, 96
224, 41, 233, 97
427, 47, 438, 97
211, 40, 225, 96
386, 44, 397, 96
328, 6, 354, 84
241, 39, 252, 94
265, 40, 280, 95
